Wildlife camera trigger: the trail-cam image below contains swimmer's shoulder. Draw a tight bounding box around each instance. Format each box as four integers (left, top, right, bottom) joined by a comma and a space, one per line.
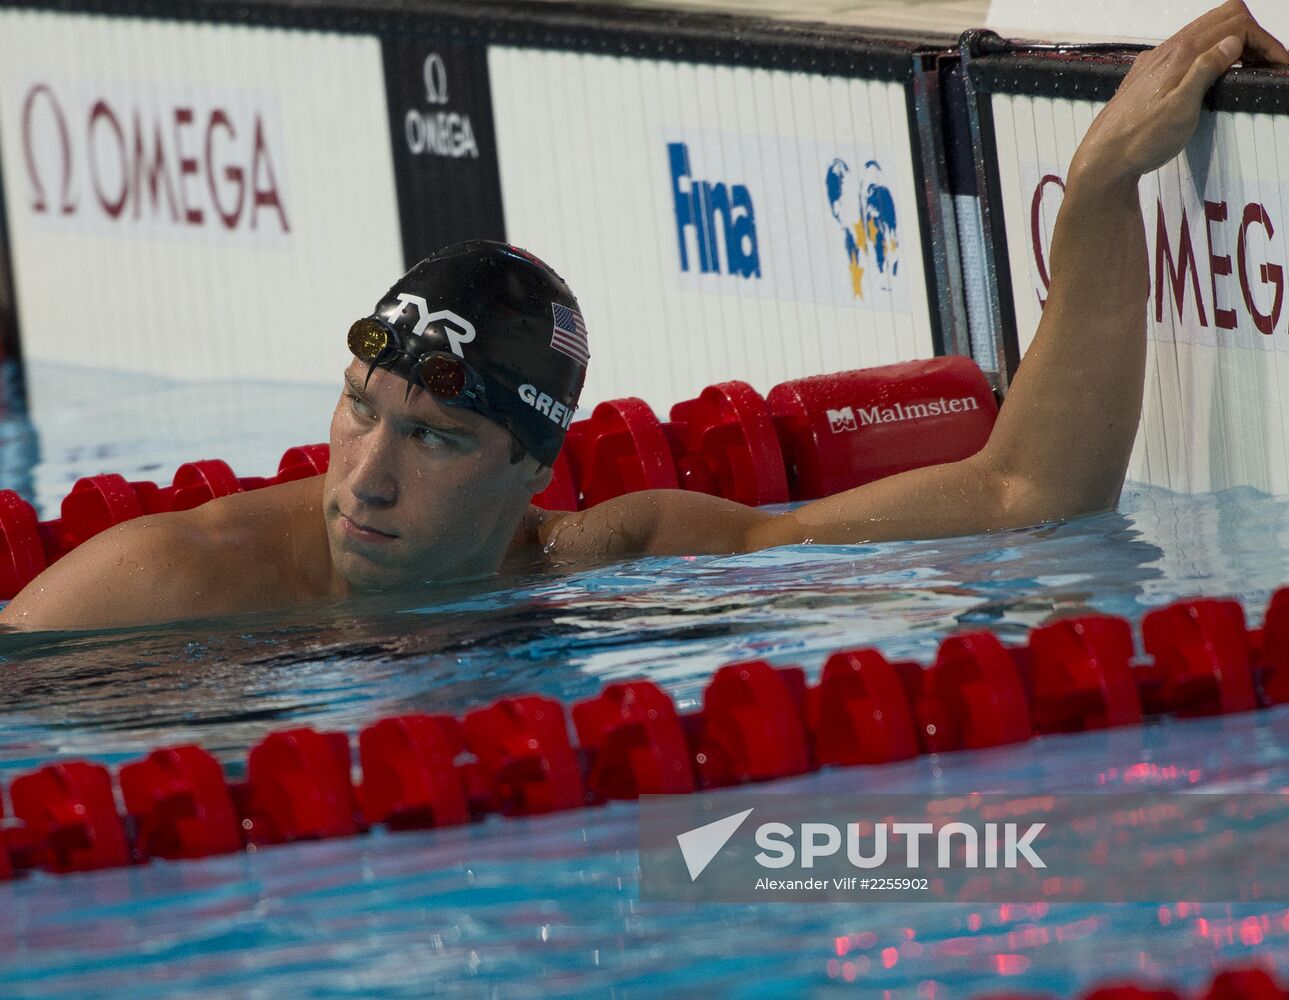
0, 475, 329, 632
183, 474, 332, 595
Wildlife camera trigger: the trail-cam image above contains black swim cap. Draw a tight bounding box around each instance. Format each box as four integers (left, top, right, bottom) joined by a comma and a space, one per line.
357, 241, 589, 466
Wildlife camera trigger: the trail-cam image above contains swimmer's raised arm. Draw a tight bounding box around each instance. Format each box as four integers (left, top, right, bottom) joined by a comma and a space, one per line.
543, 1, 1289, 559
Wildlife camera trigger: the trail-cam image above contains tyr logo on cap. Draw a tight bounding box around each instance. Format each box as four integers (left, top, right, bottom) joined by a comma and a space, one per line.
386, 293, 477, 358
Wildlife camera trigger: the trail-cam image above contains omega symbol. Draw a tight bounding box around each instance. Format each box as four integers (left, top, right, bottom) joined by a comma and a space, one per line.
423, 53, 448, 105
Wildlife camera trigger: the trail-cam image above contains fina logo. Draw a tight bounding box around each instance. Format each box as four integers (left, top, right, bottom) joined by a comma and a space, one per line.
826, 158, 899, 299
668, 142, 760, 280
404, 52, 478, 159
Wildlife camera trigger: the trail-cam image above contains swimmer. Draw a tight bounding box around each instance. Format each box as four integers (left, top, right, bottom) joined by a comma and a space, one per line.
2, 0, 1286, 632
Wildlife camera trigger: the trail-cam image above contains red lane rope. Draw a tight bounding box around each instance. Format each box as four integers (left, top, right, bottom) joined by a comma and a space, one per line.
2, 590, 1288, 879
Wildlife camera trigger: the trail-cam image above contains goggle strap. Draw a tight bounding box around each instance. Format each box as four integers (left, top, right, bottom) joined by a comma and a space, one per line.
363, 358, 380, 391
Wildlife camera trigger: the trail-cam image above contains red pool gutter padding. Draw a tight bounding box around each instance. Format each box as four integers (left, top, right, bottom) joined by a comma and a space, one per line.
0, 356, 998, 600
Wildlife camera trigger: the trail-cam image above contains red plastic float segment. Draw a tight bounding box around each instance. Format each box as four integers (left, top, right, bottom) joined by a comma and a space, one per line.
0, 795, 11, 881
1202, 967, 1289, 1000
1027, 616, 1143, 732
8, 761, 131, 873
571, 681, 696, 799
358, 714, 470, 829
667, 381, 789, 507
1258, 587, 1289, 705
767, 356, 998, 501
168, 459, 245, 512
119, 745, 242, 860
463, 696, 586, 815
275, 444, 330, 483
58, 474, 146, 551
695, 661, 812, 787
921, 632, 1033, 751
812, 648, 920, 766
1082, 988, 1182, 1000
240, 728, 361, 844
0, 489, 47, 599
568, 398, 678, 507
1141, 599, 1258, 716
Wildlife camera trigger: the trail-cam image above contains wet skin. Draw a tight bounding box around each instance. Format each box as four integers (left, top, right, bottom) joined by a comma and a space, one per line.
2, 1, 1286, 632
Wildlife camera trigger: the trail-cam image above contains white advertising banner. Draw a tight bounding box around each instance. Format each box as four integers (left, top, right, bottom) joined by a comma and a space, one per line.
986, 0, 1287, 44
993, 91, 1289, 494
488, 49, 933, 410
0, 11, 403, 417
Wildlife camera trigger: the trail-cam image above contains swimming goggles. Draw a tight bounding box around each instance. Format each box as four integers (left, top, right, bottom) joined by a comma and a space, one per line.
346, 316, 502, 424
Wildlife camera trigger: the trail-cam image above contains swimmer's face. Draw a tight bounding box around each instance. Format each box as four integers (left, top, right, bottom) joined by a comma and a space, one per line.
323, 360, 553, 592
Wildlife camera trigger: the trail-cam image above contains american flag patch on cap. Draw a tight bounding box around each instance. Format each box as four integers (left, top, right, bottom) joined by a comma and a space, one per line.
550, 302, 590, 367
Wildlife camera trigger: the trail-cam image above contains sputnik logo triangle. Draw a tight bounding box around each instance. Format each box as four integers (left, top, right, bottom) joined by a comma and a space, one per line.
676, 807, 754, 882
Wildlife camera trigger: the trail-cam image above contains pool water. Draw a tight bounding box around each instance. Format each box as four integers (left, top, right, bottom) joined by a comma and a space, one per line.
0, 362, 1287, 998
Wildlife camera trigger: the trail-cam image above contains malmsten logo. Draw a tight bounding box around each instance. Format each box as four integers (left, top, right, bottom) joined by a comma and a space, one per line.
668, 142, 760, 279
828, 396, 981, 434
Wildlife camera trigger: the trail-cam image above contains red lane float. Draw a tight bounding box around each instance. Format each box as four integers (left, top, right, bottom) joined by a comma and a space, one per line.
572, 681, 696, 798
1027, 615, 1143, 732
1141, 600, 1258, 716
9, 762, 130, 873
119, 745, 242, 860
535, 355, 997, 509
693, 660, 811, 787
811, 649, 921, 766
667, 380, 789, 507
358, 714, 470, 829
238, 728, 362, 845
973, 968, 1289, 1000
917, 632, 1033, 752
463, 696, 587, 815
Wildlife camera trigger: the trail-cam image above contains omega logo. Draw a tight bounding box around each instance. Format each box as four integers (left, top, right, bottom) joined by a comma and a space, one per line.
423, 53, 449, 106
19, 81, 290, 234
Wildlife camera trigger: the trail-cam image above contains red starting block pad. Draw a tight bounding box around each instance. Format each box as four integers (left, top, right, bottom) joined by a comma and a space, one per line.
767, 356, 998, 500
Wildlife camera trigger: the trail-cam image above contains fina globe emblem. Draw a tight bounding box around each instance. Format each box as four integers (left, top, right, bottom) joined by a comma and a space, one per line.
826, 158, 899, 300
667, 141, 900, 302
405, 52, 478, 159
